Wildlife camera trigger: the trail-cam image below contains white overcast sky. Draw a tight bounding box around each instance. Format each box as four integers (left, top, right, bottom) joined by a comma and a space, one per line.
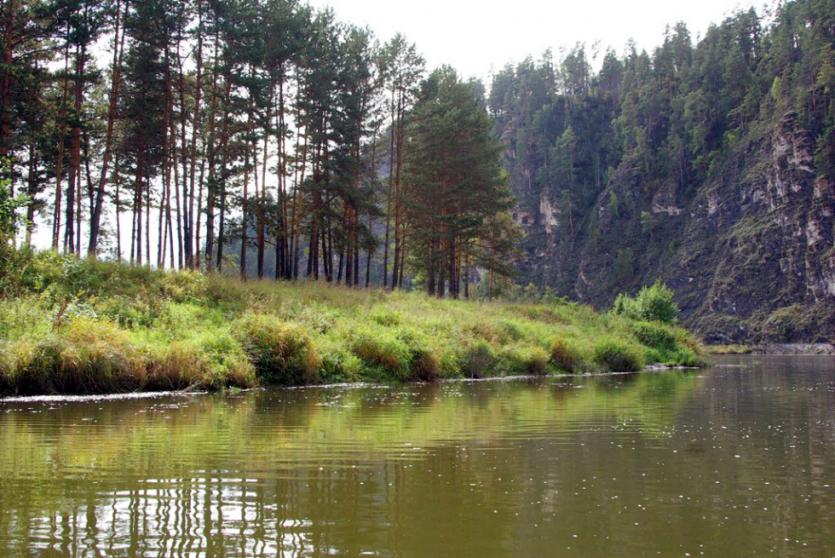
308, 0, 768, 83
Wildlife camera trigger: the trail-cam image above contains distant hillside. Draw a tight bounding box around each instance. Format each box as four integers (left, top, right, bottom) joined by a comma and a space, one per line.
490, 0, 835, 343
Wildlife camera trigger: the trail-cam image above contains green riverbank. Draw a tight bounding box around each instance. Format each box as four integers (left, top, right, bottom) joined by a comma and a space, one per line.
0, 253, 705, 396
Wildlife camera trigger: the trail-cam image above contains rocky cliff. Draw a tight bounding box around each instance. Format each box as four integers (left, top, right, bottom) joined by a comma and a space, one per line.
493, 0, 835, 343
566, 113, 835, 343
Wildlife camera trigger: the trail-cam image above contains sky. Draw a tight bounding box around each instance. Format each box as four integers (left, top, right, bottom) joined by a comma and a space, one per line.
308, 0, 765, 82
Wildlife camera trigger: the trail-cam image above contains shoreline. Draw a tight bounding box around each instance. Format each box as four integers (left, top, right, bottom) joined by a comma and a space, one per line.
0, 365, 704, 405
708, 343, 835, 356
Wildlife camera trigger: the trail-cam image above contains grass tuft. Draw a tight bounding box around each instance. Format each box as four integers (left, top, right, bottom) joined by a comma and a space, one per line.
593, 339, 645, 372
233, 313, 320, 385
550, 338, 582, 373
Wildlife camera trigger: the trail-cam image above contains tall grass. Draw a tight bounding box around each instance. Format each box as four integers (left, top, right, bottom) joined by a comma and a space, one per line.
0, 254, 706, 395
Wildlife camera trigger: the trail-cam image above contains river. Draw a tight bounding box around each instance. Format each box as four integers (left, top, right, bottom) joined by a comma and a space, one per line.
1, 355, 833, 557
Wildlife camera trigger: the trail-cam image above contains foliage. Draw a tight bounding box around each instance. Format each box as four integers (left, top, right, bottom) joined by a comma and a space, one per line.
403, 67, 514, 297
233, 314, 321, 385
592, 339, 645, 372
550, 338, 582, 373
613, 281, 679, 323
0, 161, 28, 245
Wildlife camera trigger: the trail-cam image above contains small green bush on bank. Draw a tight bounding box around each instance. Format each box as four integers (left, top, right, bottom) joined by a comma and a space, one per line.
550, 338, 583, 373
593, 339, 645, 372
0, 252, 706, 396
613, 281, 679, 323
233, 314, 320, 385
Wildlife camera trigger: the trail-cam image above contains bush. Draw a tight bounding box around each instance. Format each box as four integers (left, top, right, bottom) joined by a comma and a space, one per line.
593, 339, 645, 372
525, 346, 550, 375
17, 318, 145, 394
350, 329, 411, 378
613, 281, 678, 323
318, 335, 363, 383
462, 339, 496, 378
551, 338, 582, 373
409, 349, 441, 381
631, 321, 677, 351
762, 304, 808, 341
369, 307, 401, 326
497, 319, 524, 342
500, 344, 550, 376
159, 270, 207, 302
233, 314, 321, 385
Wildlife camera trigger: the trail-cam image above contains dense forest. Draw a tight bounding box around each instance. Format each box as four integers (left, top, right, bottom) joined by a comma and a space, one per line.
489, 0, 834, 342
0, 0, 514, 297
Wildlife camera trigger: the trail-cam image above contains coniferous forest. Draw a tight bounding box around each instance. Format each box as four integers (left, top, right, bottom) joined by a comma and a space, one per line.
0, 0, 514, 297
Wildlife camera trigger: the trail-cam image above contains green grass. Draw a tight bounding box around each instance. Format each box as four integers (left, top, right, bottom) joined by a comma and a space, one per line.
0, 253, 706, 395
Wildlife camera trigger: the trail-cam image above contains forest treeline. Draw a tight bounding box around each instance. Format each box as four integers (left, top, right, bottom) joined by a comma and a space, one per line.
487, 0, 833, 294
0, 0, 516, 297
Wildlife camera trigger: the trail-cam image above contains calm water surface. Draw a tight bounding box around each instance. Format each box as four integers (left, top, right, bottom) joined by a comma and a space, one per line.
1, 355, 833, 557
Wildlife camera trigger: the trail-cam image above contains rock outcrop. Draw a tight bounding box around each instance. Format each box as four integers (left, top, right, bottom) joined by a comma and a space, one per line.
506, 112, 835, 343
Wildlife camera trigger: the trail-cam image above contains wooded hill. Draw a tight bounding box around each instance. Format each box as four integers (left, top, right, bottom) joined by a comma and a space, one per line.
489, 0, 834, 342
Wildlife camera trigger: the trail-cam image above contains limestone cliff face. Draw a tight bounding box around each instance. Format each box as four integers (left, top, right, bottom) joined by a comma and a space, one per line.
508, 113, 835, 343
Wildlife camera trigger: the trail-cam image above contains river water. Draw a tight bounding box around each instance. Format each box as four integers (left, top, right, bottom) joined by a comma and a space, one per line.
1, 355, 833, 557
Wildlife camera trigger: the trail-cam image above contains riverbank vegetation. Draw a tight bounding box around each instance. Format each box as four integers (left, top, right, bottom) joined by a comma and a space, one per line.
0, 253, 705, 396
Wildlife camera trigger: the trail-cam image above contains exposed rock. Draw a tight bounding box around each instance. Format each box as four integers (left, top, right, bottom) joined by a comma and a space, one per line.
504, 112, 835, 343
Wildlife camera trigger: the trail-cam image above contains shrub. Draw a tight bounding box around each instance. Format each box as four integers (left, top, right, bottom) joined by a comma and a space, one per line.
668, 348, 705, 367
187, 332, 255, 388
318, 335, 363, 383
762, 304, 808, 341
15, 318, 146, 394
370, 307, 401, 326
593, 339, 645, 372
350, 330, 409, 377
497, 319, 524, 342
145, 342, 205, 390
159, 270, 207, 302
551, 338, 582, 373
501, 344, 550, 376
0, 338, 37, 393
233, 314, 321, 385
632, 321, 677, 351
525, 346, 550, 375
409, 349, 441, 381
613, 281, 678, 323
462, 339, 496, 378
466, 322, 500, 343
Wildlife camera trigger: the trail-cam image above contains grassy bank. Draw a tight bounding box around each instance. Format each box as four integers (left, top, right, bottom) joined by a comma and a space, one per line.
0, 253, 705, 396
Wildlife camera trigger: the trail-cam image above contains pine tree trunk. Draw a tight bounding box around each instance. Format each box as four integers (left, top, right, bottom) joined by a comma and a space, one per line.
275, 76, 287, 279
134, 142, 144, 266
391, 93, 406, 289
176, 31, 190, 269
186, 0, 204, 269
114, 155, 122, 261
52, 35, 71, 251
382, 88, 396, 288
88, 0, 124, 256
0, 0, 16, 159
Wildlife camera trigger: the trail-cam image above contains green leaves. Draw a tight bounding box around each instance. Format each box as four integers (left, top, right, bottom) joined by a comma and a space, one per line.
0, 159, 29, 245
613, 281, 679, 324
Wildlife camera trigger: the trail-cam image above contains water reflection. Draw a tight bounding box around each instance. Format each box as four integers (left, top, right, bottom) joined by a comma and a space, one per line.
1, 356, 833, 557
